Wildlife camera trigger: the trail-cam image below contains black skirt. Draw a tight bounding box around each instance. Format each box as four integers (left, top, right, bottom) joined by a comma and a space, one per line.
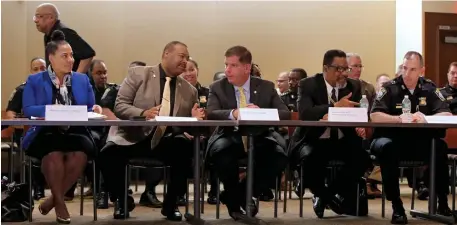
26, 126, 96, 159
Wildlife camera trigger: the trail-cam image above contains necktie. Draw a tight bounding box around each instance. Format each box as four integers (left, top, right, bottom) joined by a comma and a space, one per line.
151, 77, 171, 149
330, 88, 338, 140
238, 87, 248, 151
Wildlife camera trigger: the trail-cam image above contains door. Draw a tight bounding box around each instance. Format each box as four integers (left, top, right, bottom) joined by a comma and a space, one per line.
436, 26, 457, 86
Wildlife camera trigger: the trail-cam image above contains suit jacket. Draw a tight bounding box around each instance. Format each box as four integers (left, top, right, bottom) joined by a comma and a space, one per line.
22, 71, 95, 149
206, 77, 290, 153
360, 79, 376, 107
289, 73, 362, 154
107, 65, 198, 146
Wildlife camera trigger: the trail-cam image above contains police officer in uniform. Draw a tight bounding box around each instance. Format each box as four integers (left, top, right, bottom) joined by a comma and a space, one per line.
6, 57, 47, 200
371, 52, 455, 224
281, 68, 307, 111
440, 62, 457, 114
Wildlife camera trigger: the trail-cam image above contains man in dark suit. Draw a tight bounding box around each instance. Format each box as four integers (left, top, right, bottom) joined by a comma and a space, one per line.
206, 46, 290, 219
289, 49, 370, 218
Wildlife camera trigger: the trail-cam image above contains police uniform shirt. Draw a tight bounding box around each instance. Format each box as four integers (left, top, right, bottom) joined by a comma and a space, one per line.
280, 90, 298, 111
371, 76, 450, 138
439, 84, 457, 115
6, 83, 26, 114
44, 20, 95, 72
93, 82, 118, 106
100, 85, 120, 112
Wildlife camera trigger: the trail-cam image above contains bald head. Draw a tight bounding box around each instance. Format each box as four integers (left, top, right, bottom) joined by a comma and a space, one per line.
276, 71, 289, 94
34, 3, 59, 34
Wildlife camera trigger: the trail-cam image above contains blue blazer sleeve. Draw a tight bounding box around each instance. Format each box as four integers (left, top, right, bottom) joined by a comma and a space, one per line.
22, 75, 46, 118
85, 75, 95, 112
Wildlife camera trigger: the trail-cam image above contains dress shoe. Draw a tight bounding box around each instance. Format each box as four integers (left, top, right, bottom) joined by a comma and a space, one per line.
294, 179, 305, 198
312, 196, 325, 218
56, 216, 71, 224
327, 194, 345, 215
139, 191, 163, 208
33, 186, 45, 200
161, 207, 183, 221
239, 195, 258, 217
220, 191, 244, 220
437, 204, 457, 218
206, 192, 218, 205
176, 195, 187, 206
97, 191, 109, 209
258, 189, 274, 202
391, 203, 408, 224
113, 196, 135, 219
416, 184, 429, 200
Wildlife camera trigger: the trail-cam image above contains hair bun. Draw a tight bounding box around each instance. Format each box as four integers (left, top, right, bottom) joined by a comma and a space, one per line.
51, 30, 65, 42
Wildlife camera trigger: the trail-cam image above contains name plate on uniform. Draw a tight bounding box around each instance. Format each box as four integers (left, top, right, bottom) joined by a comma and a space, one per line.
425, 116, 457, 124
238, 108, 279, 121
154, 116, 198, 122
45, 105, 88, 121
328, 107, 368, 122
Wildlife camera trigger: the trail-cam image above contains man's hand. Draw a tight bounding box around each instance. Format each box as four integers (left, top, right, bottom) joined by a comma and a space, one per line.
191, 103, 206, 120
334, 93, 359, 108
232, 108, 239, 120
5, 111, 16, 120
320, 114, 329, 121
246, 104, 259, 108
412, 112, 426, 123
143, 105, 161, 120
184, 132, 194, 140
356, 128, 367, 139
92, 105, 103, 114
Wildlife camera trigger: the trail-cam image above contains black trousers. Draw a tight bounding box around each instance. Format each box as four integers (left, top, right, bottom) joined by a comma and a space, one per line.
208, 135, 287, 207
99, 134, 193, 209
297, 138, 370, 199
371, 137, 449, 202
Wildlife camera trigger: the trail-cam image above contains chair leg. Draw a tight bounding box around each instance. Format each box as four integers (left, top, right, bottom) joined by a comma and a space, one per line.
124, 165, 129, 219
201, 165, 205, 214
381, 182, 385, 218
8, 136, 14, 181
135, 168, 139, 193
216, 176, 220, 219
163, 167, 168, 197
92, 161, 97, 221
288, 172, 292, 199
28, 158, 33, 222
356, 180, 360, 217
185, 179, 189, 214
299, 164, 304, 218
283, 166, 288, 213
274, 176, 278, 218
452, 160, 456, 211
80, 177, 84, 216
411, 168, 416, 210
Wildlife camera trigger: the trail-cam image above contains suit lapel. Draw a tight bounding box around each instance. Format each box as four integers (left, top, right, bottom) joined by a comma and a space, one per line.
339, 80, 352, 100
43, 71, 53, 104
316, 74, 329, 104
173, 77, 183, 116
150, 66, 161, 106
249, 77, 260, 105
223, 79, 238, 109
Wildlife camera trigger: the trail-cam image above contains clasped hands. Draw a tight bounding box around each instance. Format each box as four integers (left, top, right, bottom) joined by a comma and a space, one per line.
400, 112, 426, 123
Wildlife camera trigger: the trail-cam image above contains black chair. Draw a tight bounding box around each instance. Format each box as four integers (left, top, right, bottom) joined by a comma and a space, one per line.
26, 156, 97, 222
123, 158, 168, 219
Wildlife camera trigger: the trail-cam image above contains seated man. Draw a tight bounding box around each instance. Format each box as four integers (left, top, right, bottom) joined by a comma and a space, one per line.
289, 49, 370, 218
206, 46, 290, 219
371, 51, 455, 224
99, 41, 205, 221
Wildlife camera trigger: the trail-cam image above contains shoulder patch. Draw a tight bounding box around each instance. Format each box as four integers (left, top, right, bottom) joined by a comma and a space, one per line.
376, 87, 387, 100
101, 87, 111, 100
435, 89, 446, 101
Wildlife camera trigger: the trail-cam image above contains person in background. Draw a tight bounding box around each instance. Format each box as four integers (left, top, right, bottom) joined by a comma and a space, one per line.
34, 3, 95, 74
281, 68, 307, 112
213, 71, 226, 81
375, 73, 391, 92
22, 30, 101, 223
440, 61, 457, 114
251, 63, 262, 78
395, 64, 403, 77
5, 57, 47, 201
276, 71, 289, 95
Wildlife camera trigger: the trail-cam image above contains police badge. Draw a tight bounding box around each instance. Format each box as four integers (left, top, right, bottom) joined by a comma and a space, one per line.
419, 97, 426, 106
376, 88, 387, 100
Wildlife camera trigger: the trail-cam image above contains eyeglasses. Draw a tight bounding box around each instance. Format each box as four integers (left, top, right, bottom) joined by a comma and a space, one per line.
328, 65, 351, 73
350, 64, 364, 69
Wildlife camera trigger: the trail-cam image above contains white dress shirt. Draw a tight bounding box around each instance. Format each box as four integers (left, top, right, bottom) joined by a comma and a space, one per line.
320, 79, 344, 139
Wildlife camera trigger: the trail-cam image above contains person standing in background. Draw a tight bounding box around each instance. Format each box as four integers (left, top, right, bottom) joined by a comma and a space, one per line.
34, 3, 95, 74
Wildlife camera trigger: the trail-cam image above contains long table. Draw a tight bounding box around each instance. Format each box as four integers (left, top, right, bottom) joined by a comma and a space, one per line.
2, 119, 457, 225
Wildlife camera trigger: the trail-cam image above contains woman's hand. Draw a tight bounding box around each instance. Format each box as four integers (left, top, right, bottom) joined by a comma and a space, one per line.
92, 105, 103, 114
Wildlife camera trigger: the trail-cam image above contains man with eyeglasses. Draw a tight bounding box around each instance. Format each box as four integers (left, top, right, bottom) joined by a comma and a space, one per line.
440, 62, 457, 114
289, 49, 371, 218
34, 3, 95, 74
276, 71, 289, 95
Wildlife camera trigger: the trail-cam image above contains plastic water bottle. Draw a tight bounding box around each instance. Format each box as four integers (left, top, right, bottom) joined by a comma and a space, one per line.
360, 95, 369, 109
401, 95, 412, 123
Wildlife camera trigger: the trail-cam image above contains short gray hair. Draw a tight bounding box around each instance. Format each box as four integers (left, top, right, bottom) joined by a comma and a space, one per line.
346, 52, 361, 62
37, 3, 60, 20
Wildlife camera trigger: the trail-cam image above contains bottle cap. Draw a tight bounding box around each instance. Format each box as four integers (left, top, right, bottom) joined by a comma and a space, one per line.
404, 95, 409, 98
362, 95, 366, 98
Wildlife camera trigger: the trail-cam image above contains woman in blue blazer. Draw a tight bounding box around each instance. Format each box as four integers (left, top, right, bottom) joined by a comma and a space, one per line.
22, 30, 101, 224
